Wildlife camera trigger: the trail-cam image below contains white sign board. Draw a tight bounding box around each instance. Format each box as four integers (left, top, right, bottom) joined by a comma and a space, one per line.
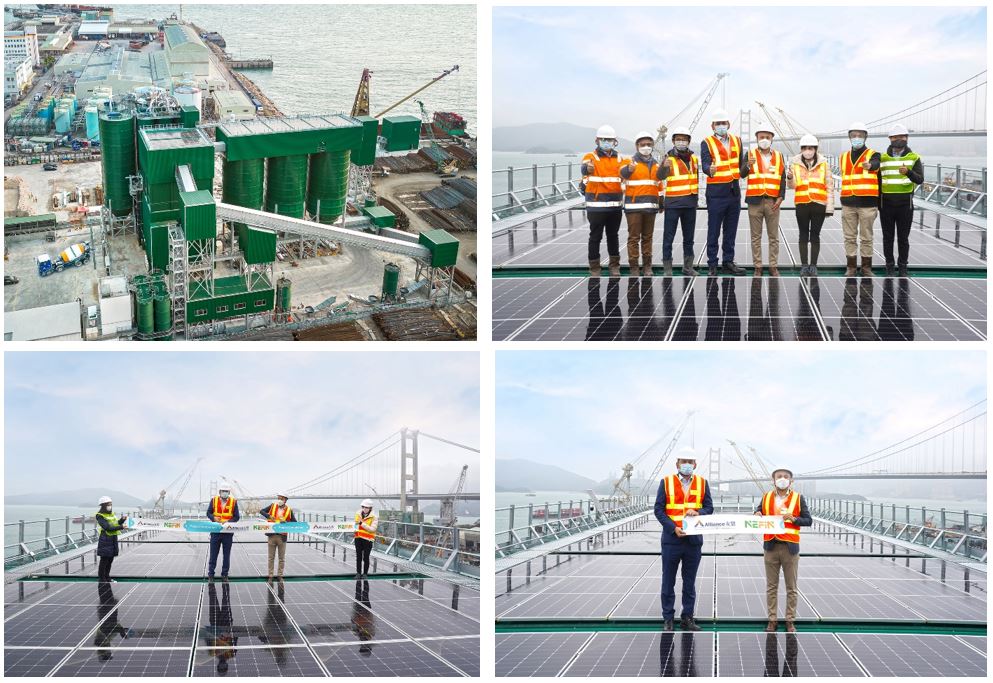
681, 514, 786, 535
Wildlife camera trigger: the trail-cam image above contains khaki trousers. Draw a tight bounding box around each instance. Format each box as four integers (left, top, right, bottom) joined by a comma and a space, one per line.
625, 211, 656, 264
267, 535, 286, 577
764, 542, 799, 620
747, 199, 780, 267
841, 205, 877, 258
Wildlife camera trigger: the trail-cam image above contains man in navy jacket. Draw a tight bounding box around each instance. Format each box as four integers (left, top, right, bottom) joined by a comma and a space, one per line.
654, 452, 713, 631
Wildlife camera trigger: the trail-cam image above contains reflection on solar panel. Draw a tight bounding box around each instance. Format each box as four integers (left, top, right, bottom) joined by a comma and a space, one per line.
495, 519, 987, 676
494, 276, 987, 341
4, 534, 478, 677
493, 206, 986, 342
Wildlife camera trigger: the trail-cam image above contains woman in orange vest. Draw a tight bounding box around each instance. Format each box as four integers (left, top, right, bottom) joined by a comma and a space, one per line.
619, 132, 665, 276
753, 467, 811, 633
787, 134, 834, 277
206, 485, 240, 579
582, 124, 627, 277
354, 498, 378, 578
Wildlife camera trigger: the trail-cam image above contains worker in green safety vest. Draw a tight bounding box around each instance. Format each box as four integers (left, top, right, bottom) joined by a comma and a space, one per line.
95, 495, 128, 582
878, 124, 924, 277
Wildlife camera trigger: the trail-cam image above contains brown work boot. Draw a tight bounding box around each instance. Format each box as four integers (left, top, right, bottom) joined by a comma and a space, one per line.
588, 259, 601, 278
753, 266, 763, 277
765, 619, 778, 632
608, 255, 621, 277
844, 256, 857, 277
629, 260, 640, 277
785, 621, 796, 633
769, 266, 780, 277
642, 260, 654, 277
860, 257, 873, 277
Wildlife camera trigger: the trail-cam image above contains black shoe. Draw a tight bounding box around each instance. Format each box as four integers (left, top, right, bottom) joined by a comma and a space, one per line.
885, 262, 896, 277
898, 265, 909, 277
707, 265, 718, 276
355, 573, 362, 579
721, 261, 746, 275
663, 619, 674, 631
680, 616, 702, 631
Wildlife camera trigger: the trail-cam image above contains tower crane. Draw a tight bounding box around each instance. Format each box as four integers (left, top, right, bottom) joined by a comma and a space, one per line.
637, 412, 697, 497
365, 484, 392, 516
755, 101, 796, 155
726, 440, 767, 495
747, 445, 775, 480
437, 465, 469, 553
374, 65, 460, 119
610, 463, 635, 503
221, 476, 262, 515
152, 457, 203, 517
654, 73, 729, 152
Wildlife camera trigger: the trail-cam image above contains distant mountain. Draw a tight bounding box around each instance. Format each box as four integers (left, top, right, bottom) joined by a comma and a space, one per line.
496, 459, 598, 492
494, 122, 635, 153
6, 488, 148, 508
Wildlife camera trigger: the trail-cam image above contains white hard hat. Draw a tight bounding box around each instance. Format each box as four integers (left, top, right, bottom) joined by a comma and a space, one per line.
710, 109, 730, 124
675, 447, 697, 461
596, 124, 617, 139
848, 121, 868, 134
754, 122, 775, 137
360, 498, 374, 509
771, 466, 794, 477
217, 484, 231, 491
799, 134, 819, 147
98, 495, 113, 505
888, 123, 909, 137
276, 493, 289, 499
670, 126, 691, 140
634, 130, 654, 144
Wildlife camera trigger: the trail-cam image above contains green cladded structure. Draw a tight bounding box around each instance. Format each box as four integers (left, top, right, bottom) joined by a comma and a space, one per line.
96, 106, 460, 335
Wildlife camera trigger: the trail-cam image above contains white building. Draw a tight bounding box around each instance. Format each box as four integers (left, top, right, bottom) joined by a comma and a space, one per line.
77, 20, 110, 40
213, 89, 255, 120
4, 29, 41, 67
163, 25, 209, 77
4, 302, 83, 341
4, 56, 34, 98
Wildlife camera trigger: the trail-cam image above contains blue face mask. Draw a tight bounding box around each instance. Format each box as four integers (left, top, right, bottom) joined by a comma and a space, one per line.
851, 137, 865, 149
598, 140, 616, 152
714, 125, 729, 137
678, 463, 695, 477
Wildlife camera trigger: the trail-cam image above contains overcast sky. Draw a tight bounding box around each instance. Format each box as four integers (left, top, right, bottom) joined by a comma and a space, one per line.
5, 352, 479, 498
496, 351, 985, 482
493, 6, 987, 136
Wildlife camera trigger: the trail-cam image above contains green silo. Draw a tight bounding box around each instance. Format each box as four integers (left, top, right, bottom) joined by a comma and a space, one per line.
98, 107, 136, 216
306, 150, 350, 223
265, 155, 308, 218
136, 285, 154, 336
276, 276, 292, 315
223, 157, 265, 216
153, 282, 171, 337
382, 263, 400, 301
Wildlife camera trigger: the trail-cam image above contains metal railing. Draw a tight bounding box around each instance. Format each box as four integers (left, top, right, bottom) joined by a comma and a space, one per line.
493, 160, 988, 220
4, 510, 142, 569
495, 496, 653, 557
808, 497, 987, 561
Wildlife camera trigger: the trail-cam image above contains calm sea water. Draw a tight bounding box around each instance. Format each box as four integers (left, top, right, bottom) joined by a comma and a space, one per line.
7, 5, 476, 130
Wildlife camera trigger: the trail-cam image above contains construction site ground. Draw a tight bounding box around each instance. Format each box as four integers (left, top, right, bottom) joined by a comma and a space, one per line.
4, 230, 146, 313
373, 171, 477, 279
4, 160, 103, 222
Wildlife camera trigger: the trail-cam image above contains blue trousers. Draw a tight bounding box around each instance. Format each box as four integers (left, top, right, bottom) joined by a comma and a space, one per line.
208, 533, 233, 576
660, 542, 703, 620
662, 207, 697, 260
706, 194, 740, 266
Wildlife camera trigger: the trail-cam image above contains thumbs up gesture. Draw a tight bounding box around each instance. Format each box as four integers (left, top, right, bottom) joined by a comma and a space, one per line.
663, 157, 673, 170
786, 167, 794, 181
898, 164, 908, 175
627, 161, 637, 173
860, 161, 871, 171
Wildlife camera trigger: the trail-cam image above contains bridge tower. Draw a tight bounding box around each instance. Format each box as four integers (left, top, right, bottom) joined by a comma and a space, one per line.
708, 447, 721, 483
400, 428, 420, 517
738, 109, 752, 148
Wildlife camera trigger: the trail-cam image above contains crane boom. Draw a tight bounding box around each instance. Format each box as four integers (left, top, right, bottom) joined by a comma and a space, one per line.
688, 72, 729, 134
373, 65, 460, 119
755, 101, 796, 155
351, 68, 372, 117
638, 412, 697, 497
654, 73, 728, 154
726, 440, 767, 495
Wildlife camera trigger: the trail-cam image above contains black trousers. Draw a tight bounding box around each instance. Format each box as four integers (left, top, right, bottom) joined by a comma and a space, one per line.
354, 538, 372, 575
880, 199, 914, 266
98, 556, 114, 582
795, 203, 827, 266
587, 210, 623, 260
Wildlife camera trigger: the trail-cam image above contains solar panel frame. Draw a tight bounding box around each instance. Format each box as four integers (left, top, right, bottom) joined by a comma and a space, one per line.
560, 631, 715, 677
716, 632, 867, 677
837, 633, 988, 677
495, 632, 594, 677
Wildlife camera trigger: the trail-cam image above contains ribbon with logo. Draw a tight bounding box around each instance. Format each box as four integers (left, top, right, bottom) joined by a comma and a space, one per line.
681, 514, 786, 535
126, 518, 357, 534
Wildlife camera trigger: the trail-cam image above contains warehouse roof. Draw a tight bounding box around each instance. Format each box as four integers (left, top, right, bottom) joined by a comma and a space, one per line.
140, 126, 212, 151
216, 113, 360, 137
77, 20, 109, 36
164, 24, 204, 51
213, 89, 253, 108
4, 302, 82, 341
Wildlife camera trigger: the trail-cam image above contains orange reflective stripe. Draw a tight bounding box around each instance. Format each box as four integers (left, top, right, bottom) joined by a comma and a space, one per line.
268, 504, 291, 523
840, 148, 879, 197
793, 162, 828, 204
746, 149, 783, 197
624, 161, 660, 198
212, 496, 235, 523
583, 152, 625, 196
704, 135, 741, 184
354, 513, 376, 541
762, 491, 801, 543
665, 156, 699, 197
664, 474, 706, 526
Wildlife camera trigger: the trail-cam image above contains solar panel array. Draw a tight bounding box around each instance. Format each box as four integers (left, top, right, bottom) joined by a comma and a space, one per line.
494, 209, 987, 269
4, 533, 479, 677
495, 521, 987, 676
494, 276, 987, 341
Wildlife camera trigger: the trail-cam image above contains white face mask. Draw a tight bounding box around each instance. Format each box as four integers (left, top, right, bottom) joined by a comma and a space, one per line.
775, 478, 791, 490
757, 139, 772, 150
801, 149, 815, 160
220, 492, 229, 500
106, 506, 113, 513
638, 145, 653, 156
275, 500, 284, 508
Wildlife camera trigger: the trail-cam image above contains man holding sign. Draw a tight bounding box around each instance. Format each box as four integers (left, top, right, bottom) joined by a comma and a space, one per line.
653, 449, 713, 632
754, 466, 812, 633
